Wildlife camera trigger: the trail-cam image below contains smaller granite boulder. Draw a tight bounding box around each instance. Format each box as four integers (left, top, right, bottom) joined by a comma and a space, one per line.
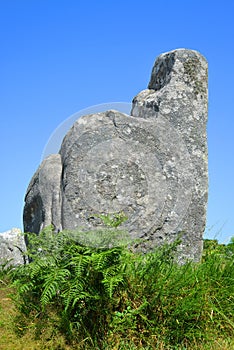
0, 228, 27, 266
23, 154, 62, 234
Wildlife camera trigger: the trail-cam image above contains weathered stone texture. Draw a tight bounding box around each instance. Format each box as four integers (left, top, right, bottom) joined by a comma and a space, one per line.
23, 154, 62, 234
0, 228, 26, 266
23, 49, 208, 262
131, 49, 208, 261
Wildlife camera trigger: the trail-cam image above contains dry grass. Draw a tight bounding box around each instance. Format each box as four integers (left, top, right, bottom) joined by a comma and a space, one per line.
1, 283, 233, 350
0, 284, 71, 350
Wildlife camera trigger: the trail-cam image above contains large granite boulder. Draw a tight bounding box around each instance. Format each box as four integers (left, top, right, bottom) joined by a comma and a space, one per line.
23, 48, 208, 262
0, 228, 27, 266
131, 49, 208, 260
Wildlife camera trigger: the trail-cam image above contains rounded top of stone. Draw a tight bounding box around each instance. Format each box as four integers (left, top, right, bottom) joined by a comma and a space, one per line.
148, 48, 207, 91
158, 48, 206, 59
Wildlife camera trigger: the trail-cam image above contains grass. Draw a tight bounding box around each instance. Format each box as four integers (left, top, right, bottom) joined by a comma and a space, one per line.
0, 227, 233, 349
0, 281, 71, 349
0, 281, 233, 350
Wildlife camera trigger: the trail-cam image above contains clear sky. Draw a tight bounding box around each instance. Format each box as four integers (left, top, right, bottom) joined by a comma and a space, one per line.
0, 0, 233, 243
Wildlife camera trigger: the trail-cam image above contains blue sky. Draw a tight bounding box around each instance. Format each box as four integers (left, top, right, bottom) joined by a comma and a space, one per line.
0, 0, 233, 243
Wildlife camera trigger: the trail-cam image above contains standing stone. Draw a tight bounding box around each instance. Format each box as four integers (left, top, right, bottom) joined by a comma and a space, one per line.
0, 228, 26, 266
23, 48, 208, 262
131, 49, 208, 261
23, 154, 62, 234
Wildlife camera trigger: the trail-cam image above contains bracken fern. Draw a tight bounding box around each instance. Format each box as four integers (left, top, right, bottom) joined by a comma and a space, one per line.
8, 225, 234, 349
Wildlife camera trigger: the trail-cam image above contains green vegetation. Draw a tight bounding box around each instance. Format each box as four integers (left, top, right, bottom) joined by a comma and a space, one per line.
0, 221, 234, 349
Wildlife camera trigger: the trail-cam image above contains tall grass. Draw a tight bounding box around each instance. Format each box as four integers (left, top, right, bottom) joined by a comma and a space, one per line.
1, 223, 234, 349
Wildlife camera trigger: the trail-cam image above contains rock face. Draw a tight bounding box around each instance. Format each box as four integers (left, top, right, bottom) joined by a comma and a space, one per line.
23, 48, 208, 262
131, 49, 208, 261
23, 154, 62, 234
0, 228, 26, 266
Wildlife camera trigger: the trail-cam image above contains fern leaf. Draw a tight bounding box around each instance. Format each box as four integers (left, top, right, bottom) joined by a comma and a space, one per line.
62, 278, 86, 311
41, 267, 70, 307
102, 275, 124, 298
69, 254, 90, 277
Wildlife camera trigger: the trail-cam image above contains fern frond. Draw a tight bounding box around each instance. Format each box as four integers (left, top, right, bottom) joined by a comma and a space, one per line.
62, 275, 99, 312
102, 275, 124, 298
69, 254, 90, 277
29, 256, 56, 279
18, 281, 34, 294
92, 248, 121, 272
41, 267, 70, 307
103, 264, 121, 278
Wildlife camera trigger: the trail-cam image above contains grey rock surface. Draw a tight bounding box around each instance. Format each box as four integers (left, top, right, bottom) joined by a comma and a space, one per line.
0, 228, 26, 266
131, 49, 208, 261
23, 154, 62, 234
23, 48, 208, 262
